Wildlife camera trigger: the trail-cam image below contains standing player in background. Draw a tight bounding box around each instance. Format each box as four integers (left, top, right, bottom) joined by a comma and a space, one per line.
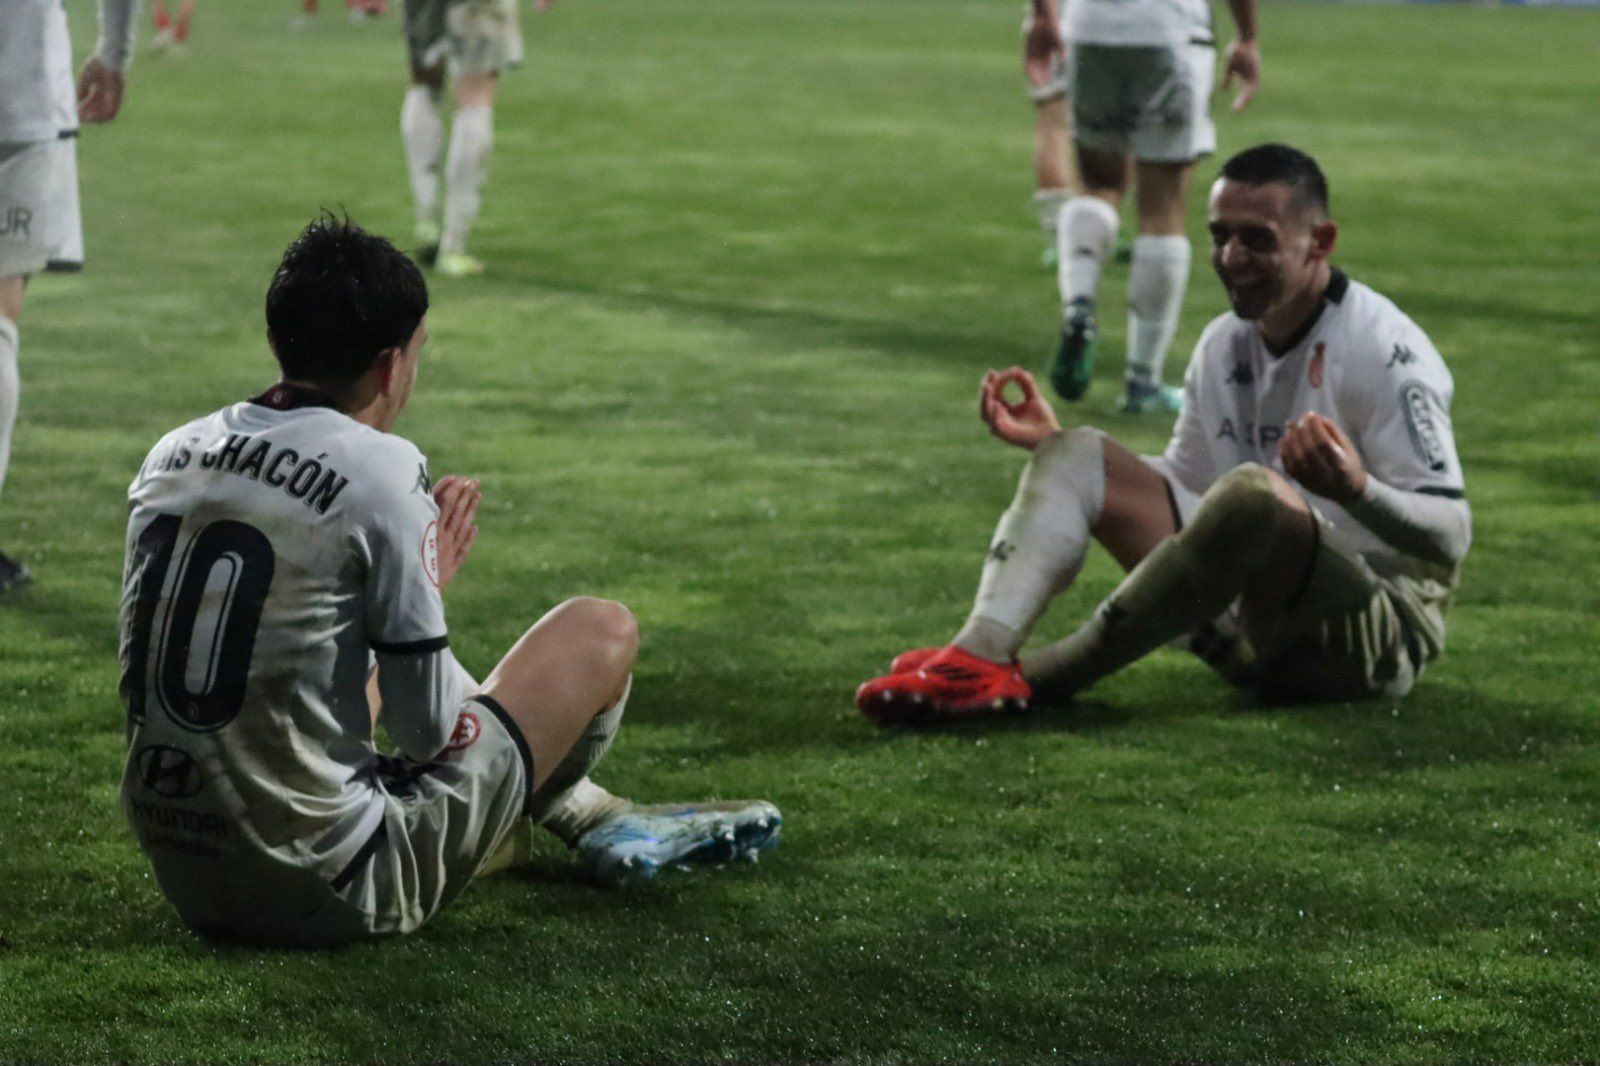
1023, 0, 1076, 272
0, 0, 138, 592
858, 146, 1470, 722
294, 0, 389, 28
119, 217, 781, 944
149, 0, 194, 51
400, 0, 526, 277
1048, 0, 1260, 414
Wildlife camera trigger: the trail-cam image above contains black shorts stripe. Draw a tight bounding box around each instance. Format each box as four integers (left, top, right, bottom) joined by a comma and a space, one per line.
329, 819, 389, 891
1416, 485, 1466, 500
1162, 477, 1185, 532
58, 128, 79, 140
470, 694, 535, 816
370, 634, 450, 655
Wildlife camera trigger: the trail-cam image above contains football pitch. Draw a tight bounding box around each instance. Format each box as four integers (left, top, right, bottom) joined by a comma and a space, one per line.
3, 0, 1598, 1060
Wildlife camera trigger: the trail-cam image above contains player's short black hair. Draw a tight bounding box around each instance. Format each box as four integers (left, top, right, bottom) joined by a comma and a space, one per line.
265, 213, 429, 388
1218, 144, 1330, 218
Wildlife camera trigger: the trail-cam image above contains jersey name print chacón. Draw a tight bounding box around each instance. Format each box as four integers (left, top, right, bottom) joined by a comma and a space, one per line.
118, 388, 467, 925
1160, 271, 1466, 583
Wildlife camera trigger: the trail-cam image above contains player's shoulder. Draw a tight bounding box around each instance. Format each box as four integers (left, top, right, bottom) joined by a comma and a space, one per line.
1190, 311, 1254, 368
1335, 277, 1448, 372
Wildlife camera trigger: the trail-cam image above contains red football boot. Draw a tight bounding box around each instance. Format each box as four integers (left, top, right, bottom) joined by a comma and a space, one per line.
888, 646, 940, 674
856, 645, 1031, 725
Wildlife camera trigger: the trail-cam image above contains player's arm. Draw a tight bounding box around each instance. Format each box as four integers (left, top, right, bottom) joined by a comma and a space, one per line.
79, 0, 141, 123
1023, 0, 1064, 89
1219, 0, 1260, 114
1280, 413, 1470, 568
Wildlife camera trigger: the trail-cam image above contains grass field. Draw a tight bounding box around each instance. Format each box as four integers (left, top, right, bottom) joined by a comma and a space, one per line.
3, 0, 1598, 1060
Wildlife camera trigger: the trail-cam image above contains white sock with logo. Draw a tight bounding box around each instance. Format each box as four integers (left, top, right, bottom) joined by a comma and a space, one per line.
0, 317, 19, 502
1057, 196, 1119, 306
1125, 235, 1191, 387
954, 428, 1107, 662
441, 104, 494, 255
400, 86, 444, 234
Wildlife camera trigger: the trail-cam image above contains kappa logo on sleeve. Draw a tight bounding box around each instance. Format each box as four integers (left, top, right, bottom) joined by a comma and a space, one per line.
446, 711, 482, 752
413, 462, 433, 495
421, 520, 441, 586
1400, 381, 1449, 473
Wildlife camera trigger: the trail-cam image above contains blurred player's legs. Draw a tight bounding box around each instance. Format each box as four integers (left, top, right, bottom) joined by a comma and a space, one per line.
1050, 42, 1214, 413
150, 0, 195, 51
438, 73, 494, 275
0, 141, 52, 593
1029, 77, 1072, 271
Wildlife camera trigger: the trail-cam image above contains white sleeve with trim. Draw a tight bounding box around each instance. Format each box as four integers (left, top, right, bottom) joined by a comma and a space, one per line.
1159, 326, 1222, 496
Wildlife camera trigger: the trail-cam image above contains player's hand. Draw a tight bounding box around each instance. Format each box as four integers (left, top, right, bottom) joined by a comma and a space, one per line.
979, 367, 1062, 450
1280, 413, 1367, 504
77, 57, 126, 124
1219, 39, 1260, 114
1021, 13, 1064, 88
433, 475, 481, 591
531, 0, 552, 10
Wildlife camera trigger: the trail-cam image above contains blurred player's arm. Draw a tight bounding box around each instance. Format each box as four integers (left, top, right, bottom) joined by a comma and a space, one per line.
1280, 413, 1470, 568
1219, 0, 1260, 114
1022, 0, 1063, 89
78, 0, 142, 122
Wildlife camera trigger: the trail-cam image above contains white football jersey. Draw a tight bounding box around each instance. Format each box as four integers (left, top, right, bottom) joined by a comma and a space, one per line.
1063, 0, 1214, 48
119, 386, 469, 912
1160, 271, 1466, 582
0, 0, 58, 143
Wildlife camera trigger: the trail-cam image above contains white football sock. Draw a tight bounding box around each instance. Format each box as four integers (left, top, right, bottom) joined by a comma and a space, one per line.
1125, 235, 1191, 387
441, 103, 493, 255
1031, 187, 1069, 238
0, 317, 18, 503
400, 86, 445, 233
529, 678, 631, 845
1057, 195, 1119, 306
955, 428, 1107, 662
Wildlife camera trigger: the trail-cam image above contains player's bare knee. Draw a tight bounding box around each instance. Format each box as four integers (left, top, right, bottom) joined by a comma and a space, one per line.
556, 596, 639, 669
1018, 427, 1104, 508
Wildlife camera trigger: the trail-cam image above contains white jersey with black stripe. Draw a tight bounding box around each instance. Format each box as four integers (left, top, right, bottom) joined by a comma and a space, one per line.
1160, 271, 1467, 583
118, 386, 469, 903
1063, 0, 1214, 47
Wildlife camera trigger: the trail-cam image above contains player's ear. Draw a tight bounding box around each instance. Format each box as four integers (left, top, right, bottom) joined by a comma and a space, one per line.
373, 347, 402, 395
1309, 219, 1337, 262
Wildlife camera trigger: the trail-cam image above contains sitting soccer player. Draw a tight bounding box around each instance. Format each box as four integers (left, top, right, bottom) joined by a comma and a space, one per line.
858, 144, 1471, 722
119, 216, 780, 946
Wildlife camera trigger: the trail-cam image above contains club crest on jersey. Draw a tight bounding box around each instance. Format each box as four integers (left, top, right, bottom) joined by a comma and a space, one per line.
1308, 342, 1325, 388
1400, 381, 1448, 472
447, 711, 481, 752
421, 520, 441, 586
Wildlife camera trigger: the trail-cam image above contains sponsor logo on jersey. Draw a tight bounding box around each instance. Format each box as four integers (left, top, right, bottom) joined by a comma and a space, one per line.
1387, 342, 1416, 368
421, 520, 441, 586
1400, 380, 1448, 472
446, 711, 481, 752
1308, 342, 1325, 388
127, 795, 230, 838
1214, 418, 1282, 450
136, 744, 205, 799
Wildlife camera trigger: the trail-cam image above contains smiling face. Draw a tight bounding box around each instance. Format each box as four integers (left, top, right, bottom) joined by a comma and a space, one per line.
1207, 178, 1336, 325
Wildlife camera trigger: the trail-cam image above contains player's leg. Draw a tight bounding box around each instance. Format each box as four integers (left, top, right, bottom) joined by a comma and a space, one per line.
401, 61, 447, 264
858, 429, 1174, 722
436, 71, 496, 275
1022, 463, 1318, 701
0, 142, 52, 592
174, 0, 195, 44
1049, 143, 1125, 402
1117, 159, 1193, 414
1029, 70, 1073, 272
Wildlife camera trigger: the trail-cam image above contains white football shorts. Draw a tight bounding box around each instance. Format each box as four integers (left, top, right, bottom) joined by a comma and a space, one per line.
0, 141, 53, 279
1068, 42, 1216, 163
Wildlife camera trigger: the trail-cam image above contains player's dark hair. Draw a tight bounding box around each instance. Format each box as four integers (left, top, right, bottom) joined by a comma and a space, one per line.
265, 213, 429, 389
1219, 144, 1330, 218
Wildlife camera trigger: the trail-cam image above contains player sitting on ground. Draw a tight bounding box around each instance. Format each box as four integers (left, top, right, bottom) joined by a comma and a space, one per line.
119, 216, 780, 946
857, 144, 1471, 723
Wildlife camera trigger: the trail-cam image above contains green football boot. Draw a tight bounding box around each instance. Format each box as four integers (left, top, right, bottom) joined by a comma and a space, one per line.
1048, 296, 1098, 401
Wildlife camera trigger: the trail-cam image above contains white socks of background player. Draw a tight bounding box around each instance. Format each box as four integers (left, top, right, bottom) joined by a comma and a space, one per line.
953, 428, 1107, 663
0, 317, 18, 502
1032, 188, 1068, 244
441, 104, 493, 256
400, 86, 445, 234
1056, 195, 1119, 306
1125, 235, 1191, 388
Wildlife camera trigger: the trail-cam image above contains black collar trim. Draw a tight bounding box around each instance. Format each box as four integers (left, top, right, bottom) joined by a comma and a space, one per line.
249, 383, 340, 411
1268, 267, 1349, 358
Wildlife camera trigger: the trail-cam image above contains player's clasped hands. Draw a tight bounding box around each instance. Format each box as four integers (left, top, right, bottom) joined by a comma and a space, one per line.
432, 475, 482, 590
1281, 413, 1368, 504
979, 367, 1063, 451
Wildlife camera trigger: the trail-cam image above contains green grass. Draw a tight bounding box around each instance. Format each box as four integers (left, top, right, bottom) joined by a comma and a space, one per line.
3, 0, 1599, 1060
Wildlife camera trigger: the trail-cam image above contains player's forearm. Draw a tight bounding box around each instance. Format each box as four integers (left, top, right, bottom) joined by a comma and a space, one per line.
1226, 0, 1258, 41
1029, 0, 1059, 22
96, 0, 143, 70
375, 647, 476, 760
1347, 478, 1471, 568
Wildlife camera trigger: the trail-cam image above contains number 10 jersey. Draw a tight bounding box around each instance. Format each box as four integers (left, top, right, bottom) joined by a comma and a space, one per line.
118, 387, 466, 934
